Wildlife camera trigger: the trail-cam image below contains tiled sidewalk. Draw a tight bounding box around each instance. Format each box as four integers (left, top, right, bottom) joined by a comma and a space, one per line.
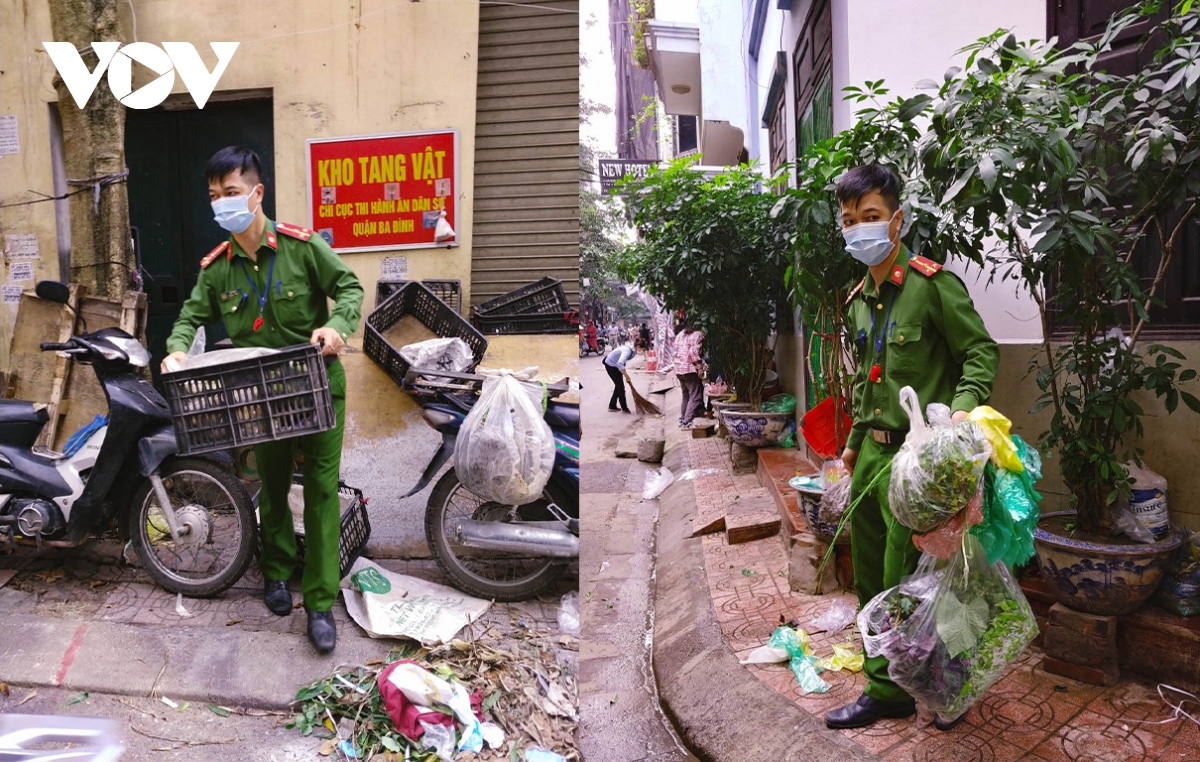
687, 438, 1200, 762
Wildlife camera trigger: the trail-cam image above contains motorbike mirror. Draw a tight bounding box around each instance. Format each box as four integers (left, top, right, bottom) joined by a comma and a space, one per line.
35, 280, 70, 304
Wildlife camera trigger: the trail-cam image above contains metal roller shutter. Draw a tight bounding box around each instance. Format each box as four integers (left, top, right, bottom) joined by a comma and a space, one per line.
471, 0, 580, 309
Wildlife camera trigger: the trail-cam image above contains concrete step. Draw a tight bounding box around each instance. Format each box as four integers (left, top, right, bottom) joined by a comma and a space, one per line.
755, 447, 819, 536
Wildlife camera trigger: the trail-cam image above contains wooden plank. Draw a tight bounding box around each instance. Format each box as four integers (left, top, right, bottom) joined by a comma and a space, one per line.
36, 284, 84, 449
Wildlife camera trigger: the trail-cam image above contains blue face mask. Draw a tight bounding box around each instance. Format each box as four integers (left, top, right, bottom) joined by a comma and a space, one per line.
842, 211, 898, 266
211, 186, 261, 233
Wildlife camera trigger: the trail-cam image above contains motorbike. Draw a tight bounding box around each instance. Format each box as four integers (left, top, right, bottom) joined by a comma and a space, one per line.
0, 281, 257, 597
579, 333, 606, 357
402, 368, 578, 601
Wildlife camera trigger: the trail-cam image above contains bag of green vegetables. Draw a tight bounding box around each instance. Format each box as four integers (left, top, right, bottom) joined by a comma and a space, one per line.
888, 387, 992, 533
879, 536, 1039, 725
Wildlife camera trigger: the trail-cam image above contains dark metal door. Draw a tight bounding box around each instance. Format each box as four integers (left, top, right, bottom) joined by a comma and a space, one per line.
125, 99, 275, 381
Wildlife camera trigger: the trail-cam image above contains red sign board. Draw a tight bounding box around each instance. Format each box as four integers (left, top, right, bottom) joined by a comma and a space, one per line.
306, 129, 458, 253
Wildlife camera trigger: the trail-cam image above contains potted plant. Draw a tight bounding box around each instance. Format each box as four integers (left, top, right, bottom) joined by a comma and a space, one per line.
906, 3, 1199, 615
616, 158, 793, 444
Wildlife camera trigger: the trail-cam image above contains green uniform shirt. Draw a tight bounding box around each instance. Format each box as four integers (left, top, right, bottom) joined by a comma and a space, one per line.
845, 245, 999, 452
166, 220, 364, 354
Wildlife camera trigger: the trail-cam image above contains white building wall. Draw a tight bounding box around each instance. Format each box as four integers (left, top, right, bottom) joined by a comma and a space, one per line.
698, 0, 750, 148
655, 0, 700, 24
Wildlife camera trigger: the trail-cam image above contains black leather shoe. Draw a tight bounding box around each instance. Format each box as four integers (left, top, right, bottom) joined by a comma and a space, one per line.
934, 711, 968, 731
306, 609, 336, 654
824, 694, 916, 729
263, 579, 292, 616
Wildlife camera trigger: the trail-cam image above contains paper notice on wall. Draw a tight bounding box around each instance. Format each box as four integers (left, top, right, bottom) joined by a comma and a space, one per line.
4, 233, 39, 260
381, 256, 408, 278
2, 285, 23, 304
9, 262, 33, 282
0, 115, 18, 156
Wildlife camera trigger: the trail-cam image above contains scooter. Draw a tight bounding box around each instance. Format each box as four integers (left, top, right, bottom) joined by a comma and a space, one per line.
579, 334, 606, 357
0, 281, 257, 597
402, 368, 578, 601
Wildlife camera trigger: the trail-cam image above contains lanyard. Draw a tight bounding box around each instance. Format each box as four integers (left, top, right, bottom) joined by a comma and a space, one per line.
239, 251, 276, 332
867, 288, 898, 383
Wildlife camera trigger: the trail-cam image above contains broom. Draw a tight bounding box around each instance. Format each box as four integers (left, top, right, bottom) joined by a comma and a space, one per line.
625, 372, 662, 415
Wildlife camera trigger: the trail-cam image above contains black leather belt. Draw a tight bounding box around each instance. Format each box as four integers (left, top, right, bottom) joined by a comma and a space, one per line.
870, 428, 908, 446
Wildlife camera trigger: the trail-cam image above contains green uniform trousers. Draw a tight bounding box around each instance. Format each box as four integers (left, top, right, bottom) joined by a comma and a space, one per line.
850, 436, 923, 704
255, 360, 346, 611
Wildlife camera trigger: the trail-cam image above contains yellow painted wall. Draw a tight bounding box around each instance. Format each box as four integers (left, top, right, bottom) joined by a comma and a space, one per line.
0, 0, 481, 354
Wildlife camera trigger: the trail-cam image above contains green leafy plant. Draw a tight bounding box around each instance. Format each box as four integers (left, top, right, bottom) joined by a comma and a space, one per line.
616, 158, 792, 406
899, 1, 1200, 535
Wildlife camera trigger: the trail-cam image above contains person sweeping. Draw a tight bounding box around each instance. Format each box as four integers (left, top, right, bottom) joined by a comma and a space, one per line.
824, 164, 998, 731
603, 338, 644, 414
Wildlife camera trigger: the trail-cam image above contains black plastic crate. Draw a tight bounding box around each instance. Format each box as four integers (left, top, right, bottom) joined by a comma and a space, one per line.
472, 277, 569, 317
364, 281, 488, 386
473, 309, 580, 335
255, 479, 371, 580
162, 344, 335, 455
376, 278, 462, 314
296, 481, 371, 580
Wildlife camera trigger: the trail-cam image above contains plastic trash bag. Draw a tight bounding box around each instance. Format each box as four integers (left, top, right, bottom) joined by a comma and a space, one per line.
889, 387, 991, 533
967, 406, 1023, 472
970, 436, 1042, 567
455, 373, 555, 505
810, 597, 858, 633
558, 591, 580, 636
859, 554, 943, 662
817, 643, 865, 673
642, 467, 675, 499
818, 478, 852, 529
1114, 497, 1157, 544
766, 627, 830, 694
761, 394, 797, 414
400, 337, 474, 373
913, 483, 985, 560
675, 468, 721, 483
419, 721, 457, 762
525, 750, 567, 762
881, 536, 1039, 723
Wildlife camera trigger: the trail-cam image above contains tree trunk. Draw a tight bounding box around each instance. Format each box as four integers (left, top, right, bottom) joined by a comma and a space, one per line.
47, 0, 131, 299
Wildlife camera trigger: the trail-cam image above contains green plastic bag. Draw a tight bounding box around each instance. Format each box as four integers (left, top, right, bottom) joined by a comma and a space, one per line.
767, 627, 830, 694
970, 436, 1042, 567
761, 394, 797, 414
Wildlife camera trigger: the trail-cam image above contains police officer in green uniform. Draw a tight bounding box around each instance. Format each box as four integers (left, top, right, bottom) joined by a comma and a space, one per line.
823, 165, 999, 730
162, 147, 364, 653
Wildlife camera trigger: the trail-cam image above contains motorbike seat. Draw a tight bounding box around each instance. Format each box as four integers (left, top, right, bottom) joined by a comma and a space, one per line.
544, 400, 579, 431
0, 400, 48, 427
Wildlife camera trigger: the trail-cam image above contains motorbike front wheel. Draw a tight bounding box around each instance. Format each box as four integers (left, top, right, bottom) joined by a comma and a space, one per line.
130, 457, 257, 597
426, 470, 573, 601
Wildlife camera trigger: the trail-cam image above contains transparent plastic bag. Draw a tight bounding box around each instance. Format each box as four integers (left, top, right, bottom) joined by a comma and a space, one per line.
642, 467, 675, 499
400, 337, 474, 373
859, 554, 943, 661
817, 477, 851, 527
810, 597, 858, 633
888, 387, 991, 533
912, 482, 985, 560
885, 535, 1039, 723
454, 373, 555, 505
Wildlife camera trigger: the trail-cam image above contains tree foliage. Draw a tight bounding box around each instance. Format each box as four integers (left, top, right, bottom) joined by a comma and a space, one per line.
616, 158, 791, 406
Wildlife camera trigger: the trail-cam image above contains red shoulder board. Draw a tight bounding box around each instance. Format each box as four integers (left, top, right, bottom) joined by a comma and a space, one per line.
844, 277, 866, 306
275, 222, 313, 242
909, 255, 943, 277
200, 241, 231, 269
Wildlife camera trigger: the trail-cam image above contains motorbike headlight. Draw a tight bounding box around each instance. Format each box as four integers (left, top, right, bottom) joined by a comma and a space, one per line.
107, 335, 151, 367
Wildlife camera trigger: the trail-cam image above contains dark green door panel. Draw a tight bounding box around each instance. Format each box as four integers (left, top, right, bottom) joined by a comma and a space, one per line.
126, 98, 275, 382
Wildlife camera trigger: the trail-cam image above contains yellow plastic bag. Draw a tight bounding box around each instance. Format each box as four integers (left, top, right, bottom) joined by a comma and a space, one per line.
817, 643, 865, 673
968, 406, 1023, 472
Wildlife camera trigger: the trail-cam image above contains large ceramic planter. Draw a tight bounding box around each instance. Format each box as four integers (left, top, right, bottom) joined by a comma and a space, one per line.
711, 400, 753, 421
1033, 510, 1186, 616
722, 410, 795, 448
793, 484, 851, 546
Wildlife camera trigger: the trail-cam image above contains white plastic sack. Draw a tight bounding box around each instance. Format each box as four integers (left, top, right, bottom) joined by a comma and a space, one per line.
400, 337, 474, 373
454, 373, 555, 506
642, 467, 675, 499
339, 558, 491, 646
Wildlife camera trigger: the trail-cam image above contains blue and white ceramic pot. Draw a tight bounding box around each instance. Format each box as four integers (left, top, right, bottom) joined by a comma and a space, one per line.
1033, 510, 1186, 616
722, 410, 795, 448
